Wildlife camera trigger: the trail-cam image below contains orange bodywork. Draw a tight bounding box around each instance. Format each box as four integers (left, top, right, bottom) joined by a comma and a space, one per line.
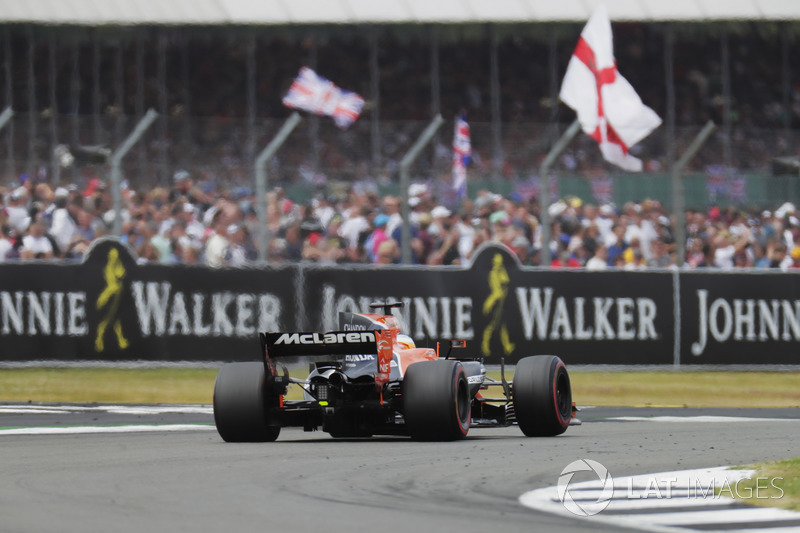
360, 311, 438, 376
395, 347, 438, 375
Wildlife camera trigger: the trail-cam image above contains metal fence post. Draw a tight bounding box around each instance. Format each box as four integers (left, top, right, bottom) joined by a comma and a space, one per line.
110, 109, 158, 236
399, 115, 444, 264
672, 120, 716, 268
255, 112, 302, 263
538, 119, 581, 266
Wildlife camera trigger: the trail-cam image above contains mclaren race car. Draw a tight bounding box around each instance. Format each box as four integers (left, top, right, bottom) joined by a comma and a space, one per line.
213, 302, 574, 442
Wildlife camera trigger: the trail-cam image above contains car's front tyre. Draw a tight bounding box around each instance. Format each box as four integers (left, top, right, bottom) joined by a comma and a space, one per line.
513, 355, 571, 437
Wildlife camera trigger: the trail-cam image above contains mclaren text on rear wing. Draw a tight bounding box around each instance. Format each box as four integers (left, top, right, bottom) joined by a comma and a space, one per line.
261, 330, 380, 359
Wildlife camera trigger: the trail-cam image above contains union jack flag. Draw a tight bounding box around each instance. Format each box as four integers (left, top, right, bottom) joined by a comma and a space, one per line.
590, 176, 614, 204
452, 113, 471, 198
282, 67, 364, 129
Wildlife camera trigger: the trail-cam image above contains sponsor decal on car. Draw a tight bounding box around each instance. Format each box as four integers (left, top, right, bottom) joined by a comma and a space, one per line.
274, 331, 376, 345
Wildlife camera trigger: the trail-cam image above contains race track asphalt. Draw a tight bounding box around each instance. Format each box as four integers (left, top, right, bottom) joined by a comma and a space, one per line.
1, 406, 798, 533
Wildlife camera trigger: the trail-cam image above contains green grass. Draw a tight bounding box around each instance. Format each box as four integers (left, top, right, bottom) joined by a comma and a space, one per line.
733, 458, 800, 512
0, 367, 798, 407
0, 368, 218, 405
568, 371, 800, 408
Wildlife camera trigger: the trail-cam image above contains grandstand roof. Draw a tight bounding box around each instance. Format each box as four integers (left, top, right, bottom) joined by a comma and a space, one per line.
1, 0, 799, 25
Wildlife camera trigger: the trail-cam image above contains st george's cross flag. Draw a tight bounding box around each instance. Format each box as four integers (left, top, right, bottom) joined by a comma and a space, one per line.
452, 113, 471, 198
282, 67, 365, 129
559, 4, 661, 172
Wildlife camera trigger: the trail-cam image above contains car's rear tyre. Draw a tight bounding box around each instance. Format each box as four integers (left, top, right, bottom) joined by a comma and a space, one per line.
403, 360, 471, 441
213, 362, 281, 442
513, 355, 571, 437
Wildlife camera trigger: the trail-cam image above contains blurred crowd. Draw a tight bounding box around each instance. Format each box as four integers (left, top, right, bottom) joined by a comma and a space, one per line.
3, 169, 800, 271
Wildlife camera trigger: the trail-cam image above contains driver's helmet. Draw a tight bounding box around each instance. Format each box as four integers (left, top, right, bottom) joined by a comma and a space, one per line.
396, 333, 416, 350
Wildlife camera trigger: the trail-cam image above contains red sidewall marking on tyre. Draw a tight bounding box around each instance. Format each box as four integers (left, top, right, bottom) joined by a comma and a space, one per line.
454, 368, 470, 435
552, 361, 567, 428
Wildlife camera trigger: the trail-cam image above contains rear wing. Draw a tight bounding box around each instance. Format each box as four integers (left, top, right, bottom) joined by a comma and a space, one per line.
261, 330, 380, 359
260, 330, 394, 389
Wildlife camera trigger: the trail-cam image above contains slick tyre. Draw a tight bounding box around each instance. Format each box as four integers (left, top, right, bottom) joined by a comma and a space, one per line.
513, 355, 571, 437
403, 360, 471, 441
213, 362, 281, 442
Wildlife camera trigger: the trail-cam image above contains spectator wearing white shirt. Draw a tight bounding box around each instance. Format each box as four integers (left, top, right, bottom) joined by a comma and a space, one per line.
586, 244, 608, 270
5, 187, 30, 234
224, 224, 249, 267
0, 224, 13, 262
339, 206, 370, 251
204, 209, 229, 268
48, 188, 78, 256
20, 220, 54, 260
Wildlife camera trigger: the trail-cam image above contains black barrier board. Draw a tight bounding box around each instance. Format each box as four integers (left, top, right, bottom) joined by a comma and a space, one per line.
302, 243, 674, 365
0, 238, 296, 361
679, 271, 800, 365
9, 239, 799, 365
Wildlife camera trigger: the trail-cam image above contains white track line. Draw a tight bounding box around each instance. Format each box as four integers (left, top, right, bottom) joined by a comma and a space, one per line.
0, 424, 214, 436
0, 405, 213, 415
608, 416, 800, 423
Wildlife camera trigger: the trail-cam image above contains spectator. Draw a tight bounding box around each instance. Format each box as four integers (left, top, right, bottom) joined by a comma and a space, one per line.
790, 247, 800, 270
169, 170, 201, 204
20, 220, 54, 260
0, 224, 13, 262
511, 234, 532, 265
381, 195, 402, 237
6, 187, 30, 234
606, 223, 629, 266
375, 239, 399, 265
414, 212, 435, 265
48, 188, 77, 257
181, 241, 203, 265
768, 242, 789, 270
733, 249, 752, 268
647, 238, 672, 268
205, 209, 229, 268
224, 224, 248, 267
586, 244, 608, 270
550, 243, 581, 268
339, 206, 371, 251
367, 213, 391, 263
428, 218, 460, 265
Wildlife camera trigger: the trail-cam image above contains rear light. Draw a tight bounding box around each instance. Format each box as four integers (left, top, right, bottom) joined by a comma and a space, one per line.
316, 384, 329, 401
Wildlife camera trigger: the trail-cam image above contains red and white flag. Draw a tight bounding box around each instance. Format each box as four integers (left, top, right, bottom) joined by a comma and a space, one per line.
282, 67, 364, 129
560, 4, 661, 172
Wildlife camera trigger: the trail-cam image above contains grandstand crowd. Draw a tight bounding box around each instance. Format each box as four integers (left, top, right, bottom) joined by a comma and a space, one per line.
1, 23, 799, 269
3, 169, 800, 271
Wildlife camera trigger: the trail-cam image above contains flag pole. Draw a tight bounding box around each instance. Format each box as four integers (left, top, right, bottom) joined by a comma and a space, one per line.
538, 118, 581, 266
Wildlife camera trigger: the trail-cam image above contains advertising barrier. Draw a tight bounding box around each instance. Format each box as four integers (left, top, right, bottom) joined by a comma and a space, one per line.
1, 238, 798, 365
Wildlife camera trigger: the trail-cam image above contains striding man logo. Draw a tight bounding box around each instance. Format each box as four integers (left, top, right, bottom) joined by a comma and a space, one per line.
481, 253, 515, 357
95, 248, 129, 352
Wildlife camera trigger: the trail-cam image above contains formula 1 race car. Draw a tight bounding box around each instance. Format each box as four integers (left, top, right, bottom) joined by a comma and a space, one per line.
213, 302, 573, 442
